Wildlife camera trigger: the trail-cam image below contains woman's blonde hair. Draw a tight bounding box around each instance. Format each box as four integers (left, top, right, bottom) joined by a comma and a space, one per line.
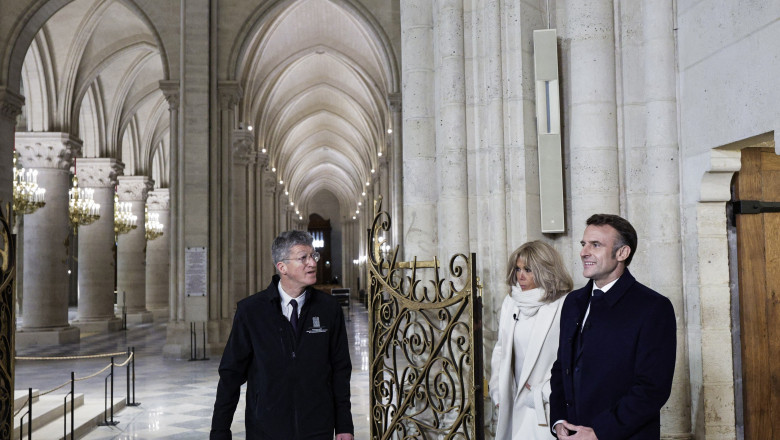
506, 240, 573, 303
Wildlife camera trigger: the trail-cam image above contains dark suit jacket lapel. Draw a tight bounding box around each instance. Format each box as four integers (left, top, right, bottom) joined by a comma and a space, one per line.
571, 284, 592, 362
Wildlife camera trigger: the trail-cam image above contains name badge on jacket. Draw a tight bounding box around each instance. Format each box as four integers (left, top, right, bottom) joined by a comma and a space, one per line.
307, 316, 328, 334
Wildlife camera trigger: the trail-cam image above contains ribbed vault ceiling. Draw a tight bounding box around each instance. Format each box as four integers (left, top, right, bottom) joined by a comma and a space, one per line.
238, 0, 393, 219
20, 0, 168, 185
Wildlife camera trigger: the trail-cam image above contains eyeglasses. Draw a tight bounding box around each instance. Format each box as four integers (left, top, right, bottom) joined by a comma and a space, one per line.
283, 252, 320, 265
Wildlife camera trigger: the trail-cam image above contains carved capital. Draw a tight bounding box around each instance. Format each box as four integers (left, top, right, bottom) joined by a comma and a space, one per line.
388, 92, 402, 112
117, 175, 154, 201
0, 87, 24, 122
219, 81, 243, 110
159, 80, 179, 111
15, 132, 82, 170
263, 170, 277, 195
75, 158, 124, 188
147, 188, 170, 211
256, 151, 269, 169
232, 128, 256, 165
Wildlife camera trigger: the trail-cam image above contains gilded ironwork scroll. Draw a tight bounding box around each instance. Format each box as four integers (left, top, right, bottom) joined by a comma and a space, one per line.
0, 203, 15, 439
368, 198, 484, 440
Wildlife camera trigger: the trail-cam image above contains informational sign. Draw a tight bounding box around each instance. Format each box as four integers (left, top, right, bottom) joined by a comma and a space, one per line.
185, 247, 208, 297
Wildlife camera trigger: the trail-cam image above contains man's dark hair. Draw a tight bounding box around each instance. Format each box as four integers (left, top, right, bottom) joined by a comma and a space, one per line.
272, 230, 314, 264
586, 214, 637, 266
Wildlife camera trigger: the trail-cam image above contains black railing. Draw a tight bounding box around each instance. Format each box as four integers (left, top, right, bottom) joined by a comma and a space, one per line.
18, 388, 32, 440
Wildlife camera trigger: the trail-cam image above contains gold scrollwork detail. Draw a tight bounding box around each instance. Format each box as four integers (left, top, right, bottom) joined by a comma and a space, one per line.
368, 197, 483, 440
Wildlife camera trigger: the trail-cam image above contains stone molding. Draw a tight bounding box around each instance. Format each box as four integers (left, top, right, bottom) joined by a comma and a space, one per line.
15, 132, 82, 170
159, 80, 179, 111
232, 129, 256, 165
147, 188, 170, 211
117, 175, 154, 201
0, 87, 24, 121
75, 158, 124, 188
218, 81, 243, 110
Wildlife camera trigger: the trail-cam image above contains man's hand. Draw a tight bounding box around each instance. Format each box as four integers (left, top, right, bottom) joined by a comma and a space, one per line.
556, 421, 597, 440
336, 433, 354, 440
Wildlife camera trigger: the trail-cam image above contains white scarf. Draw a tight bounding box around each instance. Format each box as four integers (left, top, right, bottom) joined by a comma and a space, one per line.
509, 285, 547, 317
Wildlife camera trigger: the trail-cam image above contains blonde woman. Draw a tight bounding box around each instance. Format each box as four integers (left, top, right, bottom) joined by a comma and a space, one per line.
489, 241, 573, 439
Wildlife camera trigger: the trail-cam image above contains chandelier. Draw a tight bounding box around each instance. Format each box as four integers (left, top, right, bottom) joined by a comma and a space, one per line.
68, 176, 100, 233
144, 206, 163, 241
114, 194, 137, 241
12, 151, 46, 215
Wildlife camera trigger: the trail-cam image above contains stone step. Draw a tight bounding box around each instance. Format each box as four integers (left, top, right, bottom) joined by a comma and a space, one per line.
32, 397, 127, 440
13, 393, 85, 437
13, 389, 40, 409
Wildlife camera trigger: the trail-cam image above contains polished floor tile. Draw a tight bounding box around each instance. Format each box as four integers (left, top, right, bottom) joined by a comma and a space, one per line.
14, 299, 371, 439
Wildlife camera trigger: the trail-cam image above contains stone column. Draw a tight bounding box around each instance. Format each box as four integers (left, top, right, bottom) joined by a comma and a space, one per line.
563, 0, 620, 274
159, 80, 181, 322
642, 0, 690, 436
401, 0, 437, 260
230, 127, 254, 308
146, 188, 170, 319
435, 0, 470, 260
15, 132, 81, 345
72, 158, 123, 332
116, 175, 153, 323
389, 93, 403, 249
248, 152, 267, 295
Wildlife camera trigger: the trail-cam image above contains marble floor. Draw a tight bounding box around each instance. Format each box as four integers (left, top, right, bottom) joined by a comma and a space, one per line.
14, 299, 371, 439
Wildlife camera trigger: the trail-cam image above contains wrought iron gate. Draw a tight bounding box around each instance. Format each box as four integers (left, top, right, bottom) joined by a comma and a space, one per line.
368, 200, 484, 440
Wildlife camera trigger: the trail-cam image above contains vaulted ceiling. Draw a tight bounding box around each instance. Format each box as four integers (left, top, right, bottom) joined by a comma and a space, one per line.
18, 0, 397, 213
236, 0, 396, 219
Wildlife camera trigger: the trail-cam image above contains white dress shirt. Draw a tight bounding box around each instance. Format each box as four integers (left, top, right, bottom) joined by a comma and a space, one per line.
278, 282, 307, 322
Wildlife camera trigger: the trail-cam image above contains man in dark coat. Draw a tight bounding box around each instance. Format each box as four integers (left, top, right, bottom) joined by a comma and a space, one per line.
211, 230, 354, 439
549, 214, 676, 440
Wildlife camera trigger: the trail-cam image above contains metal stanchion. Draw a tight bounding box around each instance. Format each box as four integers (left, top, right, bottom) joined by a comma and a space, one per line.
64, 372, 75, 440
19, 387, 32, 440
98, 358, 119, 426
189, 322, 209, 361
127, 346, 140, 406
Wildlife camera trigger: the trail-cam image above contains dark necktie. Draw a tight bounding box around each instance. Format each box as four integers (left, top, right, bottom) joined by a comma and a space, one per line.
579, 289, 604, 349
290, 299, 299, 332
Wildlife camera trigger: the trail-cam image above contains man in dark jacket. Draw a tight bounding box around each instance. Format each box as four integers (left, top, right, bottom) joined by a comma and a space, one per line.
549, 214, 676, 439
211, 230, 354, 439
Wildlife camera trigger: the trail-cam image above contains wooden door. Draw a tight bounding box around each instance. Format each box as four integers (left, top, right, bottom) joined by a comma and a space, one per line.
734, 147, 780, 439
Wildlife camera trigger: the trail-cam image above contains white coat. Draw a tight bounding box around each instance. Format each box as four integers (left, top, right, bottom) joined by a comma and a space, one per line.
489, 290, 566, 440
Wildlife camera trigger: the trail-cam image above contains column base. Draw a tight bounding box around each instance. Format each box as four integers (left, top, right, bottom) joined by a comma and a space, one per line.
71, 317, 123, 333
125, 311, 154, 324
16, 326, 80, 347
148, 307, 169, 321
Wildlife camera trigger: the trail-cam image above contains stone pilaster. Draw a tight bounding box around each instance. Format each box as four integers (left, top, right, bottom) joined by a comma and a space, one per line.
116, 175, 154, 323
72, 158, 123, 332
258, 167, 277, 286
146, 188, 170, 319
159, 80, 182, 322
230, 127, 254, 308
15, 132, 81, 346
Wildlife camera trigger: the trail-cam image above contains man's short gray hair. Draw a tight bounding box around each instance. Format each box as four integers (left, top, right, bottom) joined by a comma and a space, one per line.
272, 230, 314, 264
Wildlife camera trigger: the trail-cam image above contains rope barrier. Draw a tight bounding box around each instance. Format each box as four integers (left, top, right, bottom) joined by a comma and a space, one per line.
13, 396, 29, 417
16, 351, 128, 361
17, 353, 134, 398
